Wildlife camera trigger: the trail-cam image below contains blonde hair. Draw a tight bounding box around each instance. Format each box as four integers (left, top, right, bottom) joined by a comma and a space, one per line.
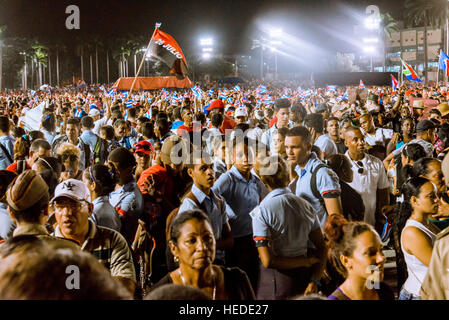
57, 143, 80, 159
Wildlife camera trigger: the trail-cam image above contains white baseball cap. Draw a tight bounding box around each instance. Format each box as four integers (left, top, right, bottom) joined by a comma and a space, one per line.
51, 179, 91, 203
235, 107, 248, 118
88, 109, 100, 117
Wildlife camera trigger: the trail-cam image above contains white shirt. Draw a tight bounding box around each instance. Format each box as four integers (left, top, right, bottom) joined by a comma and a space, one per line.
93, 116, 112, 135
363, 128, 393, 147
345, 151, 390, 226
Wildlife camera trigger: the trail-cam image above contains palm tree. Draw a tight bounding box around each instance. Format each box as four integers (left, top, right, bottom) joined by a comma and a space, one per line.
31, 41, 48, 87
405, 0, 446, 83
0, 25, 6, 90
380, 13, 399, 71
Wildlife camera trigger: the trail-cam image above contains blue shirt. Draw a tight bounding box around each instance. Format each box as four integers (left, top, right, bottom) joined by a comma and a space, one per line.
178, 184, 230, 260
0, 135, 14, 170
250, 188, 320, 257
0, 203, 15, 239
109, 181, 144, 221
80, 129, 100, 157
288, 152, 340, 226
90, 196, 122, 232
41, 129, 55, 146
213, 157, 227, 180
212, 166, 268, 238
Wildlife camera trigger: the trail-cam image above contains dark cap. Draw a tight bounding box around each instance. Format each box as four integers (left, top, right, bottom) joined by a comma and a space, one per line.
416, 120, 436, 133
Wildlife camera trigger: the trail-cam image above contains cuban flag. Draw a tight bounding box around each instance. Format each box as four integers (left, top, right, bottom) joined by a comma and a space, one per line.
401, 59, 423, 82
439, 50, 449, 77
359, 80, 366, 90
125, 100, 133, 108
119, 91, 129, 100
30, 89, 36, 97
191, 85, 202, 99
241, 97, 250, 104
74, 108, 86, 118
327, 85, 337, 92
161, 88, 169, 96
107, 87, 116, 97
256, 85, 267, 95
233, 85, 241, 92
76, 80, 87, 89
218, 90, 226, 99
99, 85, 108, 95
144, 106, 153, 120
391, 75, 399, 93
124, 110, 128, 121
227, 97, 234, 105
208, 89, 214, 97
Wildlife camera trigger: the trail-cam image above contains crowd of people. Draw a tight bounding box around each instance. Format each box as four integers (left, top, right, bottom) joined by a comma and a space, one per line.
1, 80, 449, 300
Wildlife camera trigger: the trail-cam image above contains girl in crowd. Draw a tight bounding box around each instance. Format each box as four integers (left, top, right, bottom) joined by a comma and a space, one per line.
151, 209, 255, 300
252, 155, 326, 299
57, 143, 83, 181
6, 135, 31, 174
325, 214, 393, 300
393, 177, 439, 300
82, 164, 121, 232
386, 116, 415, 155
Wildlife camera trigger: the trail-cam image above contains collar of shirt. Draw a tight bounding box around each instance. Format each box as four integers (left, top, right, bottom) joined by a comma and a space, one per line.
230, 166, 257, 183
191, 183, 215, 206
92, 195, 109, 206
294, 152, 318, 178
344, 150, 366, 163
214, 157, 226, 168
54, 220, 97, 249
13, 224, 49, 237
263, 187, 292, 203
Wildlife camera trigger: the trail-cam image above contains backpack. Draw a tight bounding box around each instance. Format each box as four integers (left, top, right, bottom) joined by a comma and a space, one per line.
93, 136, 109, 165
77, 137, 91, 168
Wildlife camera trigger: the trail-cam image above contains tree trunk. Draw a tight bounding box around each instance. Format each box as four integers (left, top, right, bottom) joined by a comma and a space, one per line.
106, 50, 110, 83
38, 62, 43, 87
48, 53, 52, 86
90, 54, 93, 84
0, 41, 3, 91
424, 25, 428, 83
95, 46, 99, 84
56, 49, 60, 86
80, 46, 84, 80
24, 56, 27, 90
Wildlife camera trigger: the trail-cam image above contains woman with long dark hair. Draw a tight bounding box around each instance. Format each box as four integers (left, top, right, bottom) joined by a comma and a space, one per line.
393, 177, 439, 300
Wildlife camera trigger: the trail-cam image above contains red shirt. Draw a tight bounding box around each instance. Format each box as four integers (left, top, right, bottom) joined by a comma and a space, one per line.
269, 117, 277, 128
6, 161, 31, 174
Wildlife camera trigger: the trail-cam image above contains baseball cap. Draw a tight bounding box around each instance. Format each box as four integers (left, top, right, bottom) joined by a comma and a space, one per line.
206, 99, 225, 111
412, 100, 425, 109
6, 170, 49, 212
88, 108, 100, 117
134, 140, 154, 155
235, 107, 248, 117
416, 120, 436, 133
51, 179, 91, 204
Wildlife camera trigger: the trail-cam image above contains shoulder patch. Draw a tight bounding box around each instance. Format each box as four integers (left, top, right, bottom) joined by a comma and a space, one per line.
249, 207, 261, 219
437, 226, 449, 240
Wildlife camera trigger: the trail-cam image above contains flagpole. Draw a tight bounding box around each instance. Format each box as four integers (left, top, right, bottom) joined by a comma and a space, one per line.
129, 23, 160, 96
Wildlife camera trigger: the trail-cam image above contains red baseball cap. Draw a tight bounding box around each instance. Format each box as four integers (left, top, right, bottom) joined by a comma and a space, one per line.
206, 99, 225, 111
133, 140, 154, 155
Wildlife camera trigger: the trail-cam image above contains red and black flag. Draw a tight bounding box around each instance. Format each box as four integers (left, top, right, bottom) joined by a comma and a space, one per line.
149, 24, 188, 79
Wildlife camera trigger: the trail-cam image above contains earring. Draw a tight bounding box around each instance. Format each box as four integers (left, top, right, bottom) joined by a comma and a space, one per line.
174, 256, 179, 263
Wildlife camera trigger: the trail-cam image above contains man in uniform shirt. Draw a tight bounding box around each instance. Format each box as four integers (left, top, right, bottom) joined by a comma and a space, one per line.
285, 126, 343, 226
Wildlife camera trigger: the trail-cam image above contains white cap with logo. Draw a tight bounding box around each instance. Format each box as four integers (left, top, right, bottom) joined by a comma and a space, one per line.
51, 179, 91, 203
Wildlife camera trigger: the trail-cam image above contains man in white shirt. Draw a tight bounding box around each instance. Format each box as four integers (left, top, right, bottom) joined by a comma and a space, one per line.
344, 126, 390, 232
359, 113, 393, 148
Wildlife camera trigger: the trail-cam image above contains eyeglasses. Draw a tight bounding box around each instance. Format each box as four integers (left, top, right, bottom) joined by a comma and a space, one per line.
62, 154, 78, 162
52, 201, 86, 211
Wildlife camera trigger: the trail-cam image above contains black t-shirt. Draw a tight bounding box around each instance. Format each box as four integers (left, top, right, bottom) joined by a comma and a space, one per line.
335, 141, 347, 154
340, 181, 364, 221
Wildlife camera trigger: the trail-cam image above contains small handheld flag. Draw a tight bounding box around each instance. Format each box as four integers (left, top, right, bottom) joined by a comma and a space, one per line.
401, 59, 423, 83
359, 80, 365, 90
391, 74, 399, 93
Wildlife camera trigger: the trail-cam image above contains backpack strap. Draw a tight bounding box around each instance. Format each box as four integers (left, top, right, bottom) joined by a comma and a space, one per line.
310, 163, 329, 205
0, 142, 13, 164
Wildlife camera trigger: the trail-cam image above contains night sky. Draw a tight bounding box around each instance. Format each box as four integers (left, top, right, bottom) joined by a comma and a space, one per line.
0, 0, 404, 54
